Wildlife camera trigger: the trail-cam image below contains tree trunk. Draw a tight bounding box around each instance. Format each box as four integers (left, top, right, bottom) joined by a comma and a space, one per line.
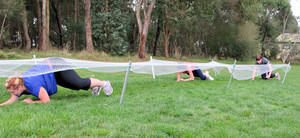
21, 0, 31, 52
72, 0, 78, 51
46, 0, 50, 49
163, 22, 170, 59
37, 0, 43, 50
136, 0, 156, 59
129, 20, 136, 53
105, 0, 108, 13
84, 0, 94, 53
153, 18, 160, 56
0, 13, 7, 40
51, 0, 63, 49
41, 0, 47, 51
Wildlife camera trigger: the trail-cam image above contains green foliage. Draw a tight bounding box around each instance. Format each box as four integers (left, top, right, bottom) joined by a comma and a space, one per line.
91, 0, 131, 56
64, 18, 86, 50
0, 0, 23, 48
0, 0, 298, 61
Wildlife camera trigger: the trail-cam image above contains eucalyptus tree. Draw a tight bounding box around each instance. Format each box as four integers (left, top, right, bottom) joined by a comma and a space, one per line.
84, 0, 94, 53
136, 0, 156, 59
150, 0, 164, 56
73, 0, 78, 51
21, 0, 31, 52
256, 0, 282, 56
40, 0, 49, 51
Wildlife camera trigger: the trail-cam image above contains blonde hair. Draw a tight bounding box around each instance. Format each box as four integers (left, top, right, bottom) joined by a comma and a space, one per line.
4, 77, 24, 90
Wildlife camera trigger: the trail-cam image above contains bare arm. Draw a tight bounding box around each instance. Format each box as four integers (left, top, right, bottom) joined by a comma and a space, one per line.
252, 66, 257, 80
22, 87, 50, 104
0, 93, 20, 106
177, 72, 182, 81
181, 70, 195, 81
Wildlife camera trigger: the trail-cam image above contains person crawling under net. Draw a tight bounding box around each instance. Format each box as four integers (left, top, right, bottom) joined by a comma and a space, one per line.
0, 57, 113, 106
177, 62, 214, 81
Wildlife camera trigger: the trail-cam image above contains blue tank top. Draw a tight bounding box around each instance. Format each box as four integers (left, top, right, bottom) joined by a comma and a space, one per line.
21, 61, 57, 98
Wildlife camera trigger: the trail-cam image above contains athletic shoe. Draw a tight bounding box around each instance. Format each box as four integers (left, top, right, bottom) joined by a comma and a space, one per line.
275, 72, 280, 80
102, 81, 113, 96
92, 86, 101, 95
205, 71, 214, 80
207, 75, 214, 80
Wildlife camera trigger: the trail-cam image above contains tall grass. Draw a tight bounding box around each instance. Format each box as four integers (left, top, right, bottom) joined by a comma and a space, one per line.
0, 49, 299, 137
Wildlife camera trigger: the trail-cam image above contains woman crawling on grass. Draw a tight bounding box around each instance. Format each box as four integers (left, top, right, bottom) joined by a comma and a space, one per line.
177, 62, 214, 81
0, 57, 113, 106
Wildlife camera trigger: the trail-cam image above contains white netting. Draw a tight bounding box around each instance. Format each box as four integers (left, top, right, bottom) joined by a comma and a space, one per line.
0, 57, 129, 77
131, 59, 291, 80
0, 57, 291, 80
230, 64, 291, 80
131, 59, 228, 76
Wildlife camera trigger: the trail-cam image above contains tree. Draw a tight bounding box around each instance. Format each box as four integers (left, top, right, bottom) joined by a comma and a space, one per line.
72, 0, 78, 51
50, 0, 63, 49
163, 21, 170, 59
40, 0, 49, 51
21, 0, 31, 52
36, 0, 43, 49
84, 0, 94, 53
91, 0, 131, 55
136, 0, 156, 59
0, 0, 22, 42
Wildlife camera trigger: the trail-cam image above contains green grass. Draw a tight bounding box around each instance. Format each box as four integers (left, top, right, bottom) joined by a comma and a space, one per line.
0, 50, 299, 137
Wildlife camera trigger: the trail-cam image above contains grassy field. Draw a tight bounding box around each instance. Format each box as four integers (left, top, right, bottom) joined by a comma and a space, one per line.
0, 50, 299, 137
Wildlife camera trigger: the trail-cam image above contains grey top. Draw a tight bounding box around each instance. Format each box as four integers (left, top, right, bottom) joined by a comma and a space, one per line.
255, 57, 271, 65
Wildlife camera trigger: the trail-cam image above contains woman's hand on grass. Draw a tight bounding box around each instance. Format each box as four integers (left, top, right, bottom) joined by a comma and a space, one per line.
21, 98, 33, 104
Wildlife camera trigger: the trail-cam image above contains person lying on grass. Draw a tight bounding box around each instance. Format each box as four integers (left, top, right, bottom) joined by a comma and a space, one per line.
0, 57, 113, 106
177, 62, 214, 81
252, 55, 280, 80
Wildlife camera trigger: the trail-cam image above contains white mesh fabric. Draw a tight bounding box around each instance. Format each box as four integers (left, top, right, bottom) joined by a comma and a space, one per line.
230, 64, 291, 80
131, 59, 229, 76
131, 59, 291, 81
0, 57, 129, 77
0, 57, 291, 81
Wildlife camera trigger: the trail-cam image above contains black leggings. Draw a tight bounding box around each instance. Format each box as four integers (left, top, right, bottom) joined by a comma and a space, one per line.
261, 72, 275, 80
54, 70, 91, 90
187, 69, 207, 80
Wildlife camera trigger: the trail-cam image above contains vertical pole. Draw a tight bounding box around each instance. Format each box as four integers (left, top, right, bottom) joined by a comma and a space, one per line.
120, 61, 132, 104
212, 59, 217, 76
150, 56, 155, 79
33, 55, 37, 64
282, 62, 290, 85
228, 60, 237, 88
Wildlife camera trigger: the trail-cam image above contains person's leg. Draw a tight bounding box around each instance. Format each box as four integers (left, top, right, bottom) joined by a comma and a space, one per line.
54, 70, 103, 90
261, 73, 267, 80
193, 69, 207, 80
269, 73, 275, 79
261, 72, 275, 80
275, 72, 280, 80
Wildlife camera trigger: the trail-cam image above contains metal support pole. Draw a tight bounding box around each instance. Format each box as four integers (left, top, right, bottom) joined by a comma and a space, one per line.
33, 55, 37, 64
228, 60, 237, 88
282, 62, 290, 85
150, 56, 155, 79
212, 59, 217, 76
120, 61, 132, 104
